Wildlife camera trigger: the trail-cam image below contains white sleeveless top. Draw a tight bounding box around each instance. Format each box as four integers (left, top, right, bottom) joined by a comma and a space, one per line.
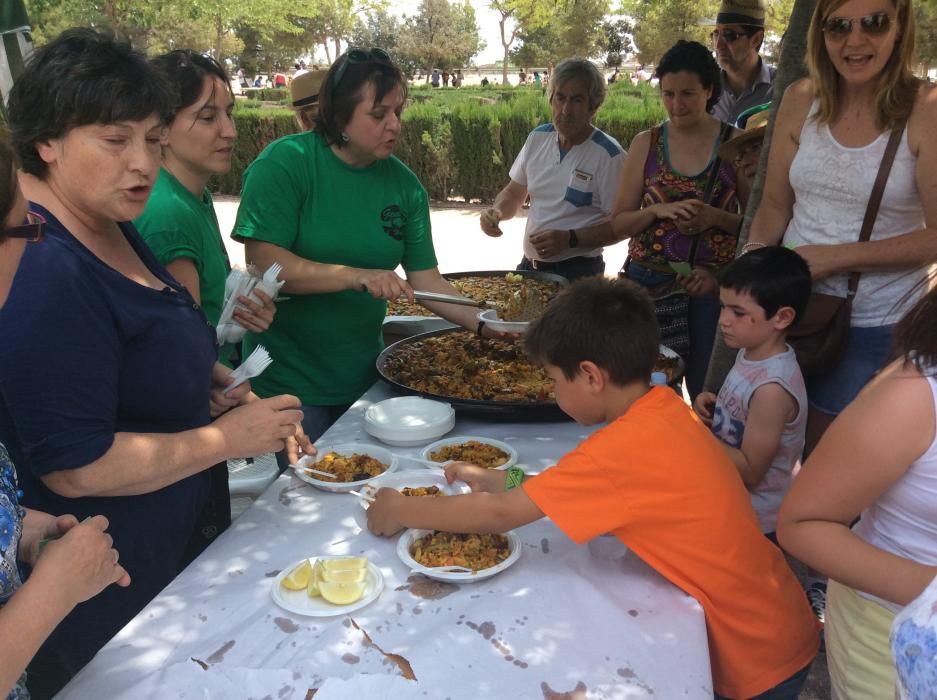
853, 373, 937, 612
784, 101, 926, 327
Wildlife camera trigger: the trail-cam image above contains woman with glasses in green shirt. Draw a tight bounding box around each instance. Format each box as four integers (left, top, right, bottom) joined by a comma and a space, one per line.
235, 48, 504, 443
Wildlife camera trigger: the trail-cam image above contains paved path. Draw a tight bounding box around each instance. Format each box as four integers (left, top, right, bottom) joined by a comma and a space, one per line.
213, 196, 631, 276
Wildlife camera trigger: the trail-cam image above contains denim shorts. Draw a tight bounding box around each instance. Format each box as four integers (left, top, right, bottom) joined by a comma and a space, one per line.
807, 324, 895, 416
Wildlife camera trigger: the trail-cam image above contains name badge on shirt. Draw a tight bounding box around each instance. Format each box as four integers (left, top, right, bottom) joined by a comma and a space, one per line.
572, 169, 593, 186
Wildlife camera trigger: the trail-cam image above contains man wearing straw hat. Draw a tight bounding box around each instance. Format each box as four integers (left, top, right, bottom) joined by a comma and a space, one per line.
717, 102, 771, 205
708, 0, 776, 124
289, 69, 327, 131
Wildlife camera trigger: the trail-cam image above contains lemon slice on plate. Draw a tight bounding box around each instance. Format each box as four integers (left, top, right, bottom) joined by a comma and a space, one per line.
320, 580, 367, 605
321, 567, 367, 584
322, 557, 368, 571
280, 560, 312, 591
306, 560, 325, 598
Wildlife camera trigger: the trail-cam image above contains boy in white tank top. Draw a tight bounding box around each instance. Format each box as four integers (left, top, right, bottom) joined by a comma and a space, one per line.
694, 247, 811, 538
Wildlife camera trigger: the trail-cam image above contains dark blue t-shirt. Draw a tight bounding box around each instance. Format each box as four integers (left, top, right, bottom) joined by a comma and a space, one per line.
0, 205, 217, 675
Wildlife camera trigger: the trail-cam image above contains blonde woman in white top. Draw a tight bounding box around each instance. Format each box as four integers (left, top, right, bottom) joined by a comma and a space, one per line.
746, 0, 937, 453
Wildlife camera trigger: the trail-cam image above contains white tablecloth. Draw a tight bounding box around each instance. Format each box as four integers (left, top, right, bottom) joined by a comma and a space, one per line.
57, 384, 713, 700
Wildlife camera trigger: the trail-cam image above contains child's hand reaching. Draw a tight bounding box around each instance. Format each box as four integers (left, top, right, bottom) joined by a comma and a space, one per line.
694, 392, 717, 427
445, 462, 508, 493
367, 488, 407, 537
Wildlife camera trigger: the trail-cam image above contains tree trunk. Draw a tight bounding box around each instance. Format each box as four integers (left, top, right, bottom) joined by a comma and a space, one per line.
334, 37, 342, 60
214, 14, 224, 61
498, 13, 512, 85
703, 0, 817, 392
323, 42, 332, 64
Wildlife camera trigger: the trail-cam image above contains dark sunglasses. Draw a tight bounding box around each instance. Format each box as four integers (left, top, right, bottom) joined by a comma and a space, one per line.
1, 210, 45, 243
333, 47, 392, 88
711, 29, 752, 44
822, 12, 892, 38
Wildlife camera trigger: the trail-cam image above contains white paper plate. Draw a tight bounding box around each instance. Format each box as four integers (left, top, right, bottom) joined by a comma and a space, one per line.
419, 435, 518, 471
292, 443, 398, 493
477, 308, 530, 334
364, 396, 455, 447
271, 556, 384, 617
397, 529, 522, 582
358, 469, 472, 510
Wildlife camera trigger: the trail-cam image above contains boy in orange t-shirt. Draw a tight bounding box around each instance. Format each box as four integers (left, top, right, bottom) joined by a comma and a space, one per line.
368, 278, 820, 699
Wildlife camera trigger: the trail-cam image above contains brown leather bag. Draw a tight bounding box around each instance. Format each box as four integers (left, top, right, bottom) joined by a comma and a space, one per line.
788, 125, 905, 377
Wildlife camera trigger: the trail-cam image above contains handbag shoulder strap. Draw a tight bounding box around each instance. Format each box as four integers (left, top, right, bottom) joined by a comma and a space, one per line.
848, 124, 906, 296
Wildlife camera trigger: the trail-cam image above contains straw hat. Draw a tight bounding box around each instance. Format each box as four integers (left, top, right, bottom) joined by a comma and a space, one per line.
290, 70, 328, 108
718, 103, 771, 160
709, 0, 766, 27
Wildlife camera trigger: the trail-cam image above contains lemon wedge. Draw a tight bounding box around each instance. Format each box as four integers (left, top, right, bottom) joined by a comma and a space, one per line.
280, 560, 312, 591
321, 567, 367, 584
319, 580, 367, 605
321, 557, 368, 571
306, 560, 324, 598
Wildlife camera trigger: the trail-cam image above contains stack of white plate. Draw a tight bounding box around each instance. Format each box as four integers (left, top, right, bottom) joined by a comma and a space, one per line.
364, 396, 455, 447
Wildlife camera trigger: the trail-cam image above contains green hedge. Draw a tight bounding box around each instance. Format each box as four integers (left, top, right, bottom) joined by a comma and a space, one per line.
243, 88, 290, 103
217, 91, 666, 201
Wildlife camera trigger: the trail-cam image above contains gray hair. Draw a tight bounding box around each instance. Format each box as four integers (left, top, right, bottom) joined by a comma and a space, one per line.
549, 58, 607, 111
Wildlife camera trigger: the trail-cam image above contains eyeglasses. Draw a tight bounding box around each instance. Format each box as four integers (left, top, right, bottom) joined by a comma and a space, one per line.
711, 29, 752, 44
822, 12, 892, 39
1, 211, 45, 243
333, 47, 392, 88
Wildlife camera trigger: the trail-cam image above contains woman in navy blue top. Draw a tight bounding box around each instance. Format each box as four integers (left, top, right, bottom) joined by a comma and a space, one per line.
0, 29, 310, 697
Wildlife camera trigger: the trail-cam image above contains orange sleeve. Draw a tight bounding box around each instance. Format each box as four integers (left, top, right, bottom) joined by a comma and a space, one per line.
523, 445, 632, 544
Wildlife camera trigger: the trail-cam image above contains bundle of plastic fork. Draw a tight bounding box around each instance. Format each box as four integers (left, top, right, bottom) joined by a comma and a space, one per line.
224, 345, 273, 394
216, 262, 285, 345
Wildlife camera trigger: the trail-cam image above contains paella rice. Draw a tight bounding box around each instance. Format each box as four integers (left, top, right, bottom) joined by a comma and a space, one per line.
428, 440, 510, 469
306, 452, 388, 482
400, 486, 443, 497
410, 532, 511, 572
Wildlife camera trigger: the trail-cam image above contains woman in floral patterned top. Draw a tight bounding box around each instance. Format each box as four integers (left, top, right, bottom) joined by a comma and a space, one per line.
611, 40, 741, 399
0, 140, 128, 698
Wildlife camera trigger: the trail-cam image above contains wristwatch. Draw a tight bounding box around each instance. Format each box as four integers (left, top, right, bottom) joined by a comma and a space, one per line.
568, 229, 579, 248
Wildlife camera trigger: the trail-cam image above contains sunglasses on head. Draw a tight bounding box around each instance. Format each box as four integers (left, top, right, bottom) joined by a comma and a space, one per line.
1, 210, 45, 243
711, 29, 752, 44
333, 47, 392, 88
822, 11, 892, 38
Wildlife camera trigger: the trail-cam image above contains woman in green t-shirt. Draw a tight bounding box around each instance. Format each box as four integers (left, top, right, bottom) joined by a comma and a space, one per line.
135, 51, 282, 556
136, 50, 276, 370
235, 48, 504, 442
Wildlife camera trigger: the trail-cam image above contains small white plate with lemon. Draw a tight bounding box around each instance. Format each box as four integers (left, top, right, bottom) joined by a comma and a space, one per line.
272, 555, 384, 616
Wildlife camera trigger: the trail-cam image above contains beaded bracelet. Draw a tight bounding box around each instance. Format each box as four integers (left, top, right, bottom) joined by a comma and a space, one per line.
740, 241, 767, 255
505, 466, 525, 490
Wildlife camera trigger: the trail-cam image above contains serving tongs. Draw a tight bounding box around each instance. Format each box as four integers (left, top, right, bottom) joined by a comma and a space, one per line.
412, 290, 496, 310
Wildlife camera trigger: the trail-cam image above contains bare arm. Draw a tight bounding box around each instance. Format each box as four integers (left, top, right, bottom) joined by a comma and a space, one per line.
367, 485, 545, 537
747, 80, 813, 247
607, 130, 658, 244
165, 258, 201, 304
777, 361, 937, 606
480, 180, 528, 236
244, 240, 412, 300
41, 394, 303, 498
721, 383, 798, 488
0, 515, 127, 698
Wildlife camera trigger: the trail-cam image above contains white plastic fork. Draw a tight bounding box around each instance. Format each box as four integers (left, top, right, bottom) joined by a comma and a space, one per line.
224, 345, 273, 394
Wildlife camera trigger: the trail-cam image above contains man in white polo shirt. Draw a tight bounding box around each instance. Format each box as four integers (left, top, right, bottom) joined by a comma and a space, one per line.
480, 58, 625, 280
